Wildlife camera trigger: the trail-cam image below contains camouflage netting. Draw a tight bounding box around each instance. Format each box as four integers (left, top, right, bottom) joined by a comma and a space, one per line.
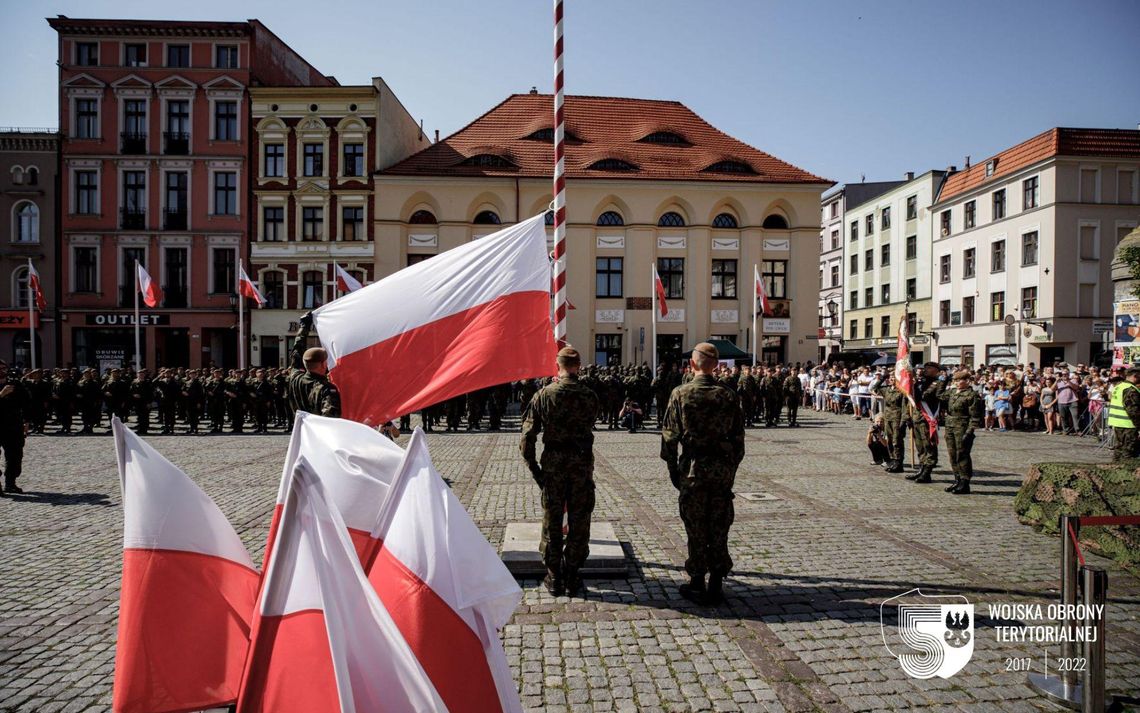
1015, 461, 1140, 569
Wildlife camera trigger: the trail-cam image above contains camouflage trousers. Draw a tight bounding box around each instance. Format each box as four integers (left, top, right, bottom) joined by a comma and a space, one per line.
912, 419, 938, 467
765, 397, 781, 425
944, 426, 975, 481
784, 397, 799, 425
883, 414, 905, 463
1113, 427, 1139, 462
678, 460, 737, 578
539, 450, 596, 576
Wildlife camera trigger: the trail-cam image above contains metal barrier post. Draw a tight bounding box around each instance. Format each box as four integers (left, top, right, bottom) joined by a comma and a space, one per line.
1028, 514, 1082, 708
1081, 566, 1107, 713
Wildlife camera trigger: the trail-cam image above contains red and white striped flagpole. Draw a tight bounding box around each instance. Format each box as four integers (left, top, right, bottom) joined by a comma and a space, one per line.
551, 0, 568, 348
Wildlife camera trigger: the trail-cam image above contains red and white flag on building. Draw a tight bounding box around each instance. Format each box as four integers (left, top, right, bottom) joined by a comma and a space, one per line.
334, 264, 363, 294
895, 315, 915, 406
237, 462, 445, 713
136, 263, 162, 308
754, 264, 772, 317
366, 429, 524, 713
111, 417, 259, 713
653, 266, 669, 317
311, 214, 557, 426
238, 266, 267, 306
26, 259, 45, 311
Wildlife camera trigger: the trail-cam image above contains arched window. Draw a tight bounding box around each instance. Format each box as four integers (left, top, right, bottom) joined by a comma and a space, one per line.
301, 270, 324, 309
13, 266, 29, 308
640, 131, 687, 145
10, 167, 23, 185
596, 211, 624, 227
262, 271, 285, 309
461, 154, 516, 169
658, 211, 685, 228
14, 202, 39, 243
762, 214, 789, 229
712, 212, 738, 229
544, 211, 554, 226
587, 158, 638, 171
473, 210, 501, 225
408, 209, 437, 224
26, 167, 38, 186
703, 160, 756, 174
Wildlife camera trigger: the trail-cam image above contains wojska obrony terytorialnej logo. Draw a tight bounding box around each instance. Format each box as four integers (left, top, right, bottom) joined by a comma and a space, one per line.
881, 589, 975, 679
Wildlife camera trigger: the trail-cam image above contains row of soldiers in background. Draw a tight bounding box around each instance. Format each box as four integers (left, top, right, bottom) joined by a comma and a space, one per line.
10, 366, 295, 435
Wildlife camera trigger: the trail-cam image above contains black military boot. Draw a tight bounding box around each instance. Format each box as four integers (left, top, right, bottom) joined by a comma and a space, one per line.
951, 479, 971, 495
4, 479, 22, 495
886, 460, 904, 473
904, 466, 922, 481
679, 575, 706, 604
543, 570, 564, 597
913, 465, 932, 483
705, 574, 725, 605
564, 570, 584, 597
945, 475, 961, 492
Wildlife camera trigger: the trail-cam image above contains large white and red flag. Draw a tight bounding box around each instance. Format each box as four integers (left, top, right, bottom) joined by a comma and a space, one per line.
311, 213, 557, 425
111, 417, 259, 713
334, 264, 363, 294
27, 259, 46, 311
136, 263, 162, 308
895, 315, 915, 406
237, 461, 445, 713
366, 429, 523, 713
261, 411, 405, 572
238, 266, 266, 306
754, 264, 772, 317
653, 266, 669, 317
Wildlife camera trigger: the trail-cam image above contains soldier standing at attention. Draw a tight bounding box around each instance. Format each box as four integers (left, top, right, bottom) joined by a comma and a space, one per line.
520, 346, 600, 598
206, 368, 227, 433
908, 362, 945, 484
873, 372, 908, 473
129, 369, 154, 435
0, 361, 30, 495
943, 369, 984, 494
782, 368, 803, 427
1108, 367, 1140, 461
77, 368, 103, 434
660, 342, 746, 606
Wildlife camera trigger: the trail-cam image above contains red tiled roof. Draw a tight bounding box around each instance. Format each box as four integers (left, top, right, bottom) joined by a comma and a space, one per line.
381, 94, 830, 185
937, 128, 1140, 203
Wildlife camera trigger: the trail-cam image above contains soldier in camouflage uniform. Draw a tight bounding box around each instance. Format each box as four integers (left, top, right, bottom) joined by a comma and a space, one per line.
942, 369, 984, 494
763, 369, 782, 427
873, 372, 909, 472
782, 368, 802, 427
520, 346, 601, 597
284, 321, 342, 419
736, 365, 756, 427
907, 362, 945, 484
77, 368, 103, 434
129, 369, 154, 435
660, 342, 746, 606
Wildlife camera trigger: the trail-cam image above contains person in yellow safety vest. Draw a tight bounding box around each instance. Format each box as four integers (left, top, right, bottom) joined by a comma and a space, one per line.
1106, 367, 1140, 461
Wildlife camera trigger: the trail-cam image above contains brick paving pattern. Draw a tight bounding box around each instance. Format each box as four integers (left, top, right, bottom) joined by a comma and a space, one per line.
1, 412, 1137, 711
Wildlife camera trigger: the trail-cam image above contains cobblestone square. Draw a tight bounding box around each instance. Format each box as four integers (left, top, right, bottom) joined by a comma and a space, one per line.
1, 413, 1137, 712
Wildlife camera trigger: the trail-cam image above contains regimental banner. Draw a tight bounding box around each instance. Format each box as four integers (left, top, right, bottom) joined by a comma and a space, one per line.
1114, 300, 1140, 348
85, 313, 170, 326
0, 310, 39, 329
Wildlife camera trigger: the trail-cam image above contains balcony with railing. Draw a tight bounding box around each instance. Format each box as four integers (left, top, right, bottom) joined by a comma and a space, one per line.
163, 131, 189, 155
120, 208, 146, 230
120, 132, 147, 155
164, 207, 187, 231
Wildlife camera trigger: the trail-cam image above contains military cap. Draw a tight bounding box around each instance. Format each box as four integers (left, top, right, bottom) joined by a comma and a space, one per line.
303, 347, 329, 364
923, 361, 940, 370
693, 342, 719, 360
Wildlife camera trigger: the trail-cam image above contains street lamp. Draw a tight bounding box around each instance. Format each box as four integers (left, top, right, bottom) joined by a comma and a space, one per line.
826, 299, 838, 325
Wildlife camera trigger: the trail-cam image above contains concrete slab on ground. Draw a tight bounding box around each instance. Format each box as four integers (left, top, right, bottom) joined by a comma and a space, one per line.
501, 521, 628, 577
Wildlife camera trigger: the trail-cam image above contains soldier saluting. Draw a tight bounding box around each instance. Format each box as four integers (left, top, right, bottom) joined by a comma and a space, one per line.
286, 315, 341, 418
520, 346, 601, 598
660, 342, 745, 606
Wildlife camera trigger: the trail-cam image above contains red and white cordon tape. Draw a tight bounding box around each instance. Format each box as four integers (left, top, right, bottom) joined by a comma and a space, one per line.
551, 0, 568, 348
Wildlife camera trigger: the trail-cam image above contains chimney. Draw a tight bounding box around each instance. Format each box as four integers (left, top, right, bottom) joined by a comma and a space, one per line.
948, 165, 958, 173
905, 171, 914, 181
417, 119, 423, 141
529, 86, 538, 94
434, 129, 440, 143
965, 155, 971, 169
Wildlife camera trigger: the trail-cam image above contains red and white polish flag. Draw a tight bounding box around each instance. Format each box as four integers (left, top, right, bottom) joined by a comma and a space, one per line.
754, 264, 772, 317
111, 417, 259, 713
261, 412, 405, 572
136, 263, 162, 308
312, 214, 557, 426
653, 266, 669, 317
27, 259, 46, 311
238, 266, 267, 306
237, 461, 444, 713
895, 316, 915, 406
366, 429, 524, 713
334, 264, 363, 294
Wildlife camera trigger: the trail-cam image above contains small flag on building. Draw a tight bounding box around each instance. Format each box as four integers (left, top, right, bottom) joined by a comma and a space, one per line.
136, 263, 162, 308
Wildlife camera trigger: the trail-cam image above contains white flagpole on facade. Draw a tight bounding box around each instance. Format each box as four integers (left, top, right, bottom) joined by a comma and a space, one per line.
27, 260, 35, 370
651, 264, 658, 373
752, 263, 758, 367
238, 262, 246, 370
134, 260, 142, 371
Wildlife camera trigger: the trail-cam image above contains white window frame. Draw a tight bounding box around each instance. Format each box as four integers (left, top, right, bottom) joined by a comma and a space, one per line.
295, 117, 330, 179
162, 42, 192, 69
256, 266, 288, 309
207, 164, 241, 217
1077, 219, 1100, 261
296, 196, 330, 242
1117, 168, 1139, 205
1078, 164, 1101, 204
159, 241, 192, 308
205, 81, 244, 142
117, 162, 150, 227
69, 238, 101, 294
68, 161, 102, 216
70, 93, 102, 140
257, 196, 288, 242
159, 164, 192, 231
116, 242, 149, 297
12, 201, 40, 244
208, 245, 238, 294
338, 197, 367, 241
11, 266, 30, 308
212, 43, 240, 70
298, 264, 328, 310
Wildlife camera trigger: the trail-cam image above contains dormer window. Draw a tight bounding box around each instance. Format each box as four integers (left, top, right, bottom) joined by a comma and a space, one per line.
703, 160, 756, 175
524, 127, 579, 142
640, 131, 686, 145
587, 158, 638, 171
461, 154, 516, 168
985, 159, 997, 177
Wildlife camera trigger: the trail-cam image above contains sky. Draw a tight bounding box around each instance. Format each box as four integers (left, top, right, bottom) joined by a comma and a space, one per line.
3, 0, 1139, 186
